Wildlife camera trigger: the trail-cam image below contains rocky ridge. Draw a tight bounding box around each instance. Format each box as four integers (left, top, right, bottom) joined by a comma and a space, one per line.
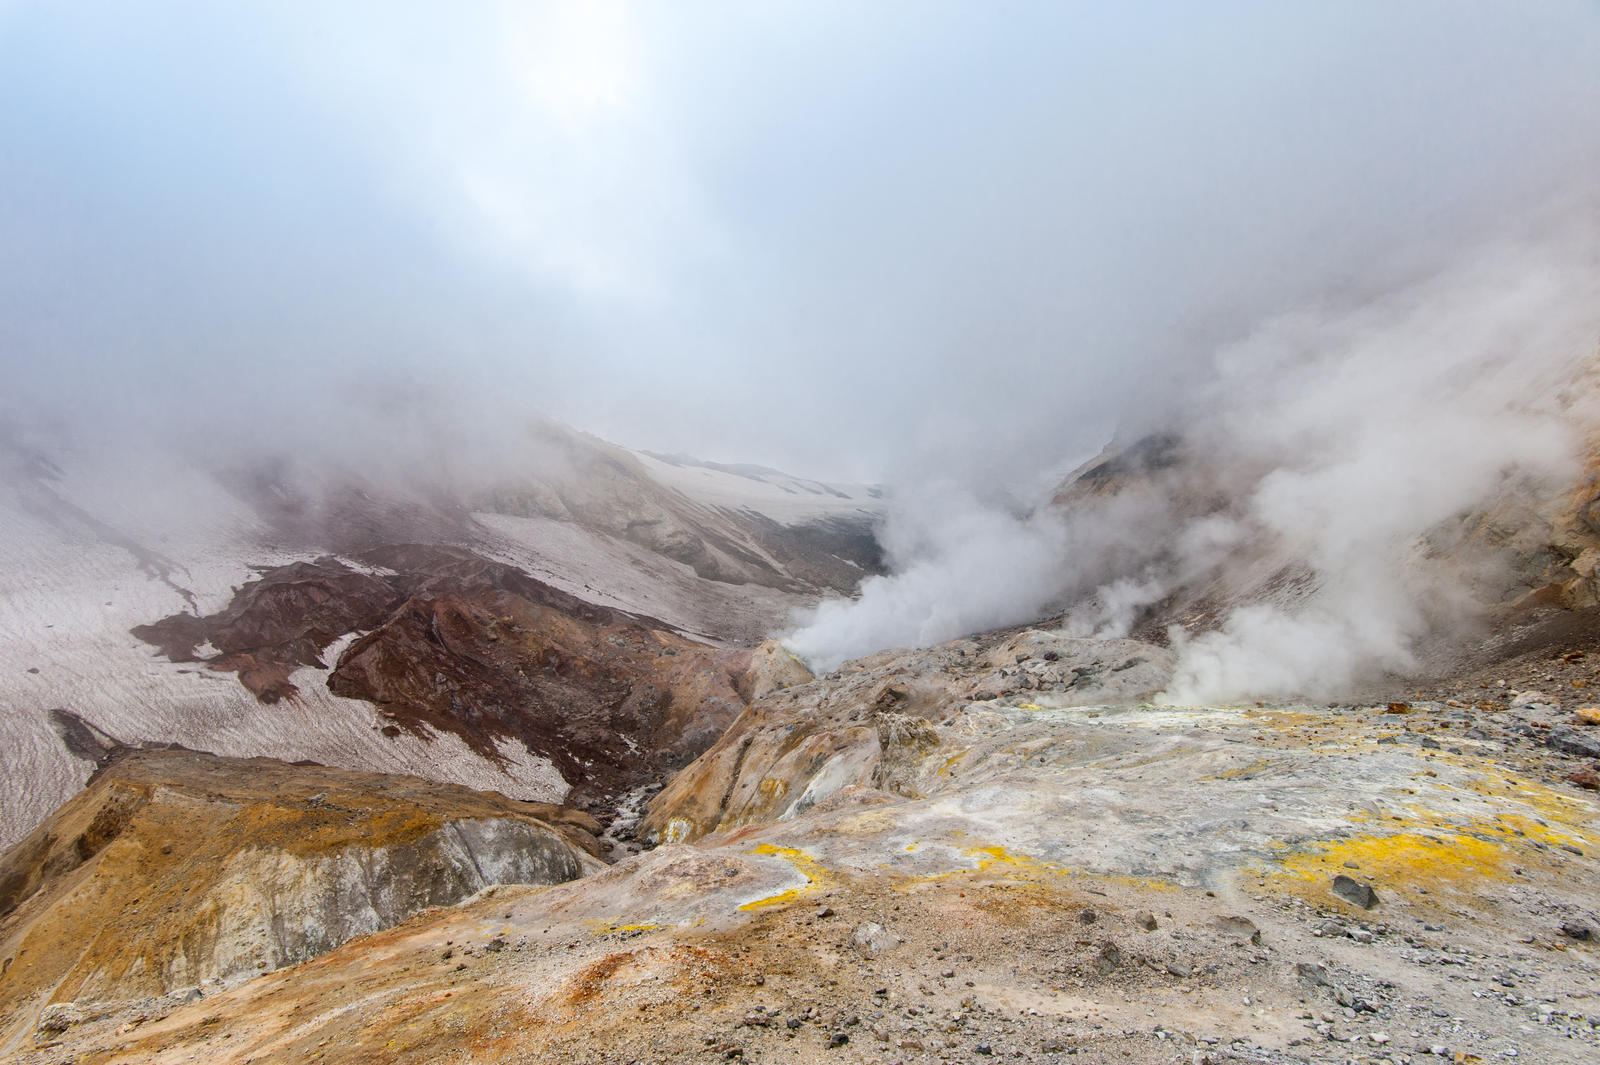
642, 632, 1173, 845
478, 422, 881, 596
0, 746, 603, 1055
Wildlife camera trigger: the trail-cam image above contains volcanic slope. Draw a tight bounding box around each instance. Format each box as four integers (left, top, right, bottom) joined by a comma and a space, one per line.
9, 625, 1599, 1064
0, 421, 882, 852
0, 745, 603, 1056
479, 422, 882, 601
129, 544, 748, 818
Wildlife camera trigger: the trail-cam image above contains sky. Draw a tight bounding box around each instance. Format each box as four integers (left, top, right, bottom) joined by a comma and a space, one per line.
3, 1, 1600, 486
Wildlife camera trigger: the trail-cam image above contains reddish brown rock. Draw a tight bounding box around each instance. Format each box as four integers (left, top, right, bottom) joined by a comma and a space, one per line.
131, 558, 399, 703
134, 546, 749, 814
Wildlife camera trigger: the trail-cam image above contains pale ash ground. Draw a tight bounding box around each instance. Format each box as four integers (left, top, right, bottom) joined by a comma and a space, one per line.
13, 686, 1598, 1064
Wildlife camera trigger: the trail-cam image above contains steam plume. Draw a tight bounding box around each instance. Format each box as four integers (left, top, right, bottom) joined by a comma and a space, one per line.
789, 207, 1600, 700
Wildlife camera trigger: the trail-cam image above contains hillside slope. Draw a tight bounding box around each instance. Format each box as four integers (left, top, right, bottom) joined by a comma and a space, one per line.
0, 747, 603, 1054
0, 421, 882, 852
8, 625, 1597, 1064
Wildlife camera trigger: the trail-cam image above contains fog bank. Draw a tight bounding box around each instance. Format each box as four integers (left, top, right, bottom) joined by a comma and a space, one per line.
4, 4, 1600, 695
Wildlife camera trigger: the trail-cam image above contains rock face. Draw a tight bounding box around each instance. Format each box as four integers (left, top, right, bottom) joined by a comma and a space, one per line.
733, 638, 816, 702
0, 748, 602, 1043
641, 629, 1174, 844
134, 545, 750, 814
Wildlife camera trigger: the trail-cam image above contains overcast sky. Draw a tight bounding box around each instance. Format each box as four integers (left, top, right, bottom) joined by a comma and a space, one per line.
3, 1, 1598, 483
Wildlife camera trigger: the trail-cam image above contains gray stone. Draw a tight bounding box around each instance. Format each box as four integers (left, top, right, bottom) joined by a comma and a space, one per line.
1331, 874, 1379, 909
1547, 729, 1600, 759
36, 1002, 88, 1033
850, 922, 896, 954
1560, 921, 1593, 941
1295, 962, 1330, 986
1212, 915, 1261, 944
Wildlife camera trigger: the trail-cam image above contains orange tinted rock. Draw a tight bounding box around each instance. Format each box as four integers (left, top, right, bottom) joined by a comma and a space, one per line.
0, 749, 601, 1037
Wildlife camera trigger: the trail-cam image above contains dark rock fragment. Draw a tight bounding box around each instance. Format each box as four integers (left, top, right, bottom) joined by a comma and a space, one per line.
1331, 874, 1379, 909
1548, 729, 1600, 759
1295, 962, 1330, 986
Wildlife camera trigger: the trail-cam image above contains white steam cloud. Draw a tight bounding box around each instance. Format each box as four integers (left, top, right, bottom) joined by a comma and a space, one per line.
789, 206, 1600, 701
787, 485, 1072, 665
4, 2, 1600, 705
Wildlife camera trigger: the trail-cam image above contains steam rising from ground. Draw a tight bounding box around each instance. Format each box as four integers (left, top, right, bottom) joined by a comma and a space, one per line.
1161, 223, 1599, 700
4, 5, 1600, 703
789, 210, 1600, 700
